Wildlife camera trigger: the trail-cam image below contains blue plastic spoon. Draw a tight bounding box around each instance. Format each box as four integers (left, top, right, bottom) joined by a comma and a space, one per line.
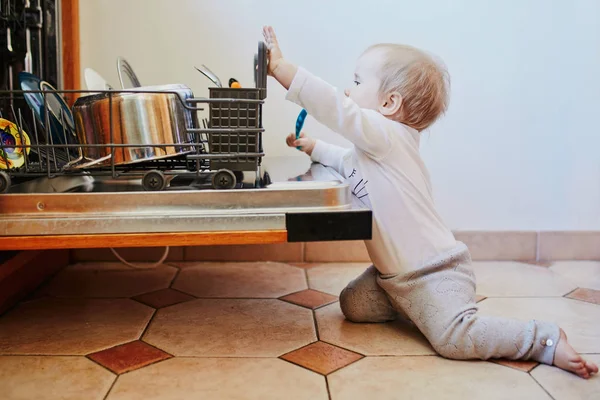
295, 109, 308, 150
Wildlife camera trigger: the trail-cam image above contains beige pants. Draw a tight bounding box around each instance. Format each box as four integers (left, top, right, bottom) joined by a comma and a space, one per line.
339, 243, 560, 365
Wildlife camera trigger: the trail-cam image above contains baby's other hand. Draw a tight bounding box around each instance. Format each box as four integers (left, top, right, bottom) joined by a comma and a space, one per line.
286, 132, 316, 156
262, 26, 284, 76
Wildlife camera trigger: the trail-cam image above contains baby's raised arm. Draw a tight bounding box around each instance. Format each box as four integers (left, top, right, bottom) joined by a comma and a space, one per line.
263, 26, 393, 160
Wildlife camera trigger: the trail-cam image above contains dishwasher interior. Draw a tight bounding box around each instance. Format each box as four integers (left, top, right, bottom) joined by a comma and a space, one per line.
0, 6, 372, 245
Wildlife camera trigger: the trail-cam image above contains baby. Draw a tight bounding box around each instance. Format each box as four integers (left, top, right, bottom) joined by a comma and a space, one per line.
263, 26, 598, 379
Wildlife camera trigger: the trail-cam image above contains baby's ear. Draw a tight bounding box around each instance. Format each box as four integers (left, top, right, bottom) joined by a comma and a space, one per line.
379, 92, 402, 117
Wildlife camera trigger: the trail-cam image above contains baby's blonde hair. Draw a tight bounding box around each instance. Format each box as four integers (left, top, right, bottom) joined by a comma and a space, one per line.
365, 44, 450, 131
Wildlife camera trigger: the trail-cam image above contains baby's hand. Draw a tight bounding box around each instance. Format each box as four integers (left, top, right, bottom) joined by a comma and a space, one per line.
286, 132, 316, 156
262, 26, 284, 76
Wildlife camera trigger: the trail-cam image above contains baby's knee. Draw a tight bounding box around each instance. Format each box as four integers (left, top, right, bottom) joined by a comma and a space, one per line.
430, 340, 468, 360
339, 286, 369, 322
339, 284, 397, 323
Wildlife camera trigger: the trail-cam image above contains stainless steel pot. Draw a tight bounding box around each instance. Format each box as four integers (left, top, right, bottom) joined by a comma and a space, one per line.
71, 84, 198, 168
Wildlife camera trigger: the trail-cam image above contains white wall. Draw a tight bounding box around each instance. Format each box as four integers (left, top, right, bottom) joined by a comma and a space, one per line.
79, 0, 600, 231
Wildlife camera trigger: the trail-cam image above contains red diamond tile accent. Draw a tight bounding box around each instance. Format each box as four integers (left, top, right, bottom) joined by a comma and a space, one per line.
88, 340, 171, 374
280, 289, 338, 309
475, 295, 487, 303
492, 359, 539, 372
567, 288, 600, 305
133, 288, 194, 309
281, 341, 363, 375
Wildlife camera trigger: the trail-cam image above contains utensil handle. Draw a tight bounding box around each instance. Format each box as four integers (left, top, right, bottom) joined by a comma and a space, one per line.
295, 109, 307, 150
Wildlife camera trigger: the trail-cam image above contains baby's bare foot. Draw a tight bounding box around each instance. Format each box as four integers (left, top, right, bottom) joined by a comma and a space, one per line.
553, 329, 598, 379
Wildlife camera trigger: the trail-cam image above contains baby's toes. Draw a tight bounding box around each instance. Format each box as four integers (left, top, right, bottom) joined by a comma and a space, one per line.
585, 361, 599, 374
576, 367, 590, 379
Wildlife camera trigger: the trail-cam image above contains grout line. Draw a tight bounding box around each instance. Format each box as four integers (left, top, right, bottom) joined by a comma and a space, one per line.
325, 375, 333, 400
169, 287, 198, 297
303, 268, 310, 291
304, 267, 312, 292
528, 363, 541, 373
44, 296, 135, 300
192, 296, 281, 300
279, 289, 307, 298
470, 295, 589, 299
279, 341, 321, 357
164, 261, 182, 269
138, 309, 158, 342
117, 355, 174, 377
530, 371, 556, 400
278, 354, 326, 375
563, 287, 579, 298
176, 355, 295, 359
256, 353, 357, 388
316, 340, 365, 357
0, 353, 82, 357
102, 375, 119, 400
312, 310, 320, 341
262, 297, 336, 311
86, 354, 120, 376
312, 301, 339, 311
364, 354, 437, 358
138, 341, 174, 358
168, 268, 182, 288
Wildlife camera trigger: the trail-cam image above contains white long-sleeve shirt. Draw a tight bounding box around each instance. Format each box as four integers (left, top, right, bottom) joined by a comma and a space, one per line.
286, 67, 457, 274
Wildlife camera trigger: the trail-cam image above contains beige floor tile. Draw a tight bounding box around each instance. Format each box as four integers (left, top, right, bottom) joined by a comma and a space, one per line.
531, 354, 600, 400
143, 299, 316, 357
315, 304, 434, 356
0, 356, 115, 400
539, 232, 600, 261
0, 298, 153, 355
328, 357, 551, 400
550, 261, 600, 291
473, 261, 577, 297
478, 298, 600, 353
40, 263, 177, 298
305, 241, 370, 262
171, 262, 307, 298
454, 231, 537, 261
107, 358, 328, 400
307, 263, 371, 296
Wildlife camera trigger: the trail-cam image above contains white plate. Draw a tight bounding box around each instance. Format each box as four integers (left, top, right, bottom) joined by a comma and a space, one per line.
84, 68, 113, 91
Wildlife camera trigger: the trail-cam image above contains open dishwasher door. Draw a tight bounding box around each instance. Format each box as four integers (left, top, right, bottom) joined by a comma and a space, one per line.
0, 157, 372, 250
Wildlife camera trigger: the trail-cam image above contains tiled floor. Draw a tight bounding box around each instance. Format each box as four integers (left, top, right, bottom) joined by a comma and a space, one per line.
0, 260, 599, 399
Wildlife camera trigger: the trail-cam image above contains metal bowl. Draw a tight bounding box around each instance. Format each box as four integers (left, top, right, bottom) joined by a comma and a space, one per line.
71, 84, 198, 168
